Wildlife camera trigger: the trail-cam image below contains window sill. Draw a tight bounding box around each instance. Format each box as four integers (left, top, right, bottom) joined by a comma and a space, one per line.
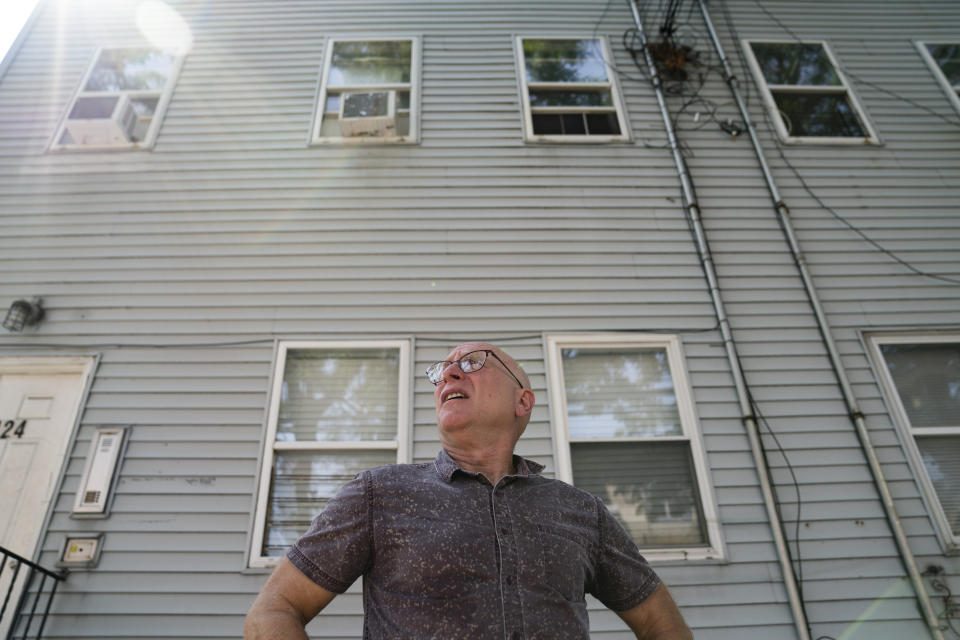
778, 135, 881, 146
524, 135, 632, 144
49, 143, 155, 152
310, 136, 419, 146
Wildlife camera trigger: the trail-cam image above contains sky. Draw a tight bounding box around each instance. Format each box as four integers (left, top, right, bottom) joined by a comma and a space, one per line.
0, 0, 42, 64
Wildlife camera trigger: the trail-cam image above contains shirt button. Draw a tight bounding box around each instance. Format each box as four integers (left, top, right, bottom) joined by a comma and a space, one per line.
505, 575, 515, 585
510, 632, 522, 640
500, 528, 509, 536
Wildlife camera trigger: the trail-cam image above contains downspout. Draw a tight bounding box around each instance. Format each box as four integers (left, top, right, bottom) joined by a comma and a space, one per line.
695, 1, 944, 637
626, 2, 811, 639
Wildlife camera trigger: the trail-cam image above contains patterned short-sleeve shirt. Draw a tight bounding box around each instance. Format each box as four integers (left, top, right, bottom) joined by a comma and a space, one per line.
288, 449, 661, 639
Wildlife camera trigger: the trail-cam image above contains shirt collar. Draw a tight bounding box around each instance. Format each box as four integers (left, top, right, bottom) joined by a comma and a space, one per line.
434, 448, 545, 483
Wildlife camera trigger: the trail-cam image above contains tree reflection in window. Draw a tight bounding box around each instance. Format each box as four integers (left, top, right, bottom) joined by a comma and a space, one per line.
748, 41, 870, 139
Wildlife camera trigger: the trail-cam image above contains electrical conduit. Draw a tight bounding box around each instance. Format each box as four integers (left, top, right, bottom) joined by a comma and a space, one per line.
626, 2, 812, 638
694, 1, 944, 637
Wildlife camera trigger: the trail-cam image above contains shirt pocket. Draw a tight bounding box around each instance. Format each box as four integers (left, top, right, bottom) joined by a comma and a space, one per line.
534, 523, 594, 603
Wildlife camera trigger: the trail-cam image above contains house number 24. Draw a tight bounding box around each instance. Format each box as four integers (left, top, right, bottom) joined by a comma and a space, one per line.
1, 420, 27, 439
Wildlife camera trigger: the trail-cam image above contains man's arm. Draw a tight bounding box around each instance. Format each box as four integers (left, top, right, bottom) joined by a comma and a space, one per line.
244, 557, 338, 640
616, 583, 693, 640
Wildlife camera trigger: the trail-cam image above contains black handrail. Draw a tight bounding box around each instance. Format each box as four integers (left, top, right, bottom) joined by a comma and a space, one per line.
0, 547, 66, 640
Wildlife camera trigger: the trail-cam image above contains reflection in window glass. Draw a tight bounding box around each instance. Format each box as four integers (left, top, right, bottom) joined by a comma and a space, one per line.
518, 37, 626, 139
747, 41, 873, 140
277, 348, 400, 442
927, 44, 960, 86
880, 343, 959, 428
316, 39, 416, 141
329, 40, 412, 85
572, 441, 707, 546
561, 348, 681, 439
84, 48, 175, 91
750, 42, 840, 86
263, 450, 395, 556
772, 92, 865, 137
915, 436, 960, 536
523, 39, 608, 83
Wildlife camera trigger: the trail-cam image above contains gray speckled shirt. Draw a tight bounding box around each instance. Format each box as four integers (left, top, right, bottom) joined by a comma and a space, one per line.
288, 449, 661, 639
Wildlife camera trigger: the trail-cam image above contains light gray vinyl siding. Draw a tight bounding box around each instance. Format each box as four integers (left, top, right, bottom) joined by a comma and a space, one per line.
1, 0, 958, 638
672, 1, 960, 639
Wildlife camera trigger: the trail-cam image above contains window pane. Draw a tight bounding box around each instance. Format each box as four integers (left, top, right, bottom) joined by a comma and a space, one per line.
572, 441, 707, 547
277, 348, 400, 441
927, 43, 960, 86
561, 347, 682, 438
585, 112, 620, 135
262, 450, 394, 556
751, 43, 841, 86
129, 97, 159, 117
529, 90, 613, 107
881, 342, 960, 427
329, 40, 412, 85
68, 96, 120, 119
524, 39, 608, 83
531, 113, 563, 135
772, 92, 866, 137
915, 436, 960, 536
561, 113, 586, 134
84, 48, 175, 91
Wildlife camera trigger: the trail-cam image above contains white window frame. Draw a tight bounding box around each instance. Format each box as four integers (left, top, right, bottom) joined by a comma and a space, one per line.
49, 46, 185, 152
310, 36, 421, 145
515, 36, 630, 143
742, 39, 879, 144
916, 41, 960, 117
867, 333, 960, 552
248, 339, 411, 568
545, 334, 724, 562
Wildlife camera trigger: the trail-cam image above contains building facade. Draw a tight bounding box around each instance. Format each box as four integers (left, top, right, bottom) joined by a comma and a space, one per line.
0, 1, 958, 638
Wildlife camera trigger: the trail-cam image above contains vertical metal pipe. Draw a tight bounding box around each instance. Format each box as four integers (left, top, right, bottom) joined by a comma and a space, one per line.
695, 1, 944, 637
626, 2, 811, 638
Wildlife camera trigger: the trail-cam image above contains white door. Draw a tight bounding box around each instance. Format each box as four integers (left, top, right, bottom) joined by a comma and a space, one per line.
0, 357, 94, 635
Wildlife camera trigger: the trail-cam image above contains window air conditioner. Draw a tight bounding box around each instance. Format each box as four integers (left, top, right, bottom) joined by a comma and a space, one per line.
338, 90, 397, 137
64, 94, 139, 145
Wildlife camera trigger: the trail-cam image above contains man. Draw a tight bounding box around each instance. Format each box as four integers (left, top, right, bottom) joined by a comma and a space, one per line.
245, 342, 693, 639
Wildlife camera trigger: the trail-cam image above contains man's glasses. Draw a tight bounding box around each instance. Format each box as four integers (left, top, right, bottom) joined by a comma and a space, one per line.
426, 350, 525, 389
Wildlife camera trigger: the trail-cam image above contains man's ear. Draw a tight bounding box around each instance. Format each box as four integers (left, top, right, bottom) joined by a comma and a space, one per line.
514, 388, 535, 418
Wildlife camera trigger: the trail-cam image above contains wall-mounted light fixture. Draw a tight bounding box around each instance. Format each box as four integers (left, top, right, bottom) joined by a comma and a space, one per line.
2, 297, 44, 332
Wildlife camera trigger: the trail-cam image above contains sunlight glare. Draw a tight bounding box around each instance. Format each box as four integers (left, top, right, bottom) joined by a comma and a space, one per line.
136, 0, 192, 55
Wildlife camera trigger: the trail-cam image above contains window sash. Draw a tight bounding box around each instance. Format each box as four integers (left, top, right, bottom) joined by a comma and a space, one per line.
249, 340, 411, 568
516, 36, 629, 142
50, 46, 184, 151
868, 334, 960, 551
916, 41, 960, 116
312, 37, 420, 144
546, 334, 723, 561
742, 39, 878, 144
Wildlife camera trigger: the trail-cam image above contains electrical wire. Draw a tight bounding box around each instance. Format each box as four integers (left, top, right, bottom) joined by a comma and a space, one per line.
758, 105, 960, 287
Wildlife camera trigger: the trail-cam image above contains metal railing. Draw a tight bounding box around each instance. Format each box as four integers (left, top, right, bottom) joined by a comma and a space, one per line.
0, 547, 66, 640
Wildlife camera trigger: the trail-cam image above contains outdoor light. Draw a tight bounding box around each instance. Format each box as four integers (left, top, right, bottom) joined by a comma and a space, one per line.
2, 297, 44, 332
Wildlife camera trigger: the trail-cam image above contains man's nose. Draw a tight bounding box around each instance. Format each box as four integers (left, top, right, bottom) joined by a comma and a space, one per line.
441, 361, 463, 382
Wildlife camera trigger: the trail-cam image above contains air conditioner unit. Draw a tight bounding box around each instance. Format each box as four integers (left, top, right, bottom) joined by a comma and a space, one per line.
64, 94, 139, 145
338, 90, 397, 137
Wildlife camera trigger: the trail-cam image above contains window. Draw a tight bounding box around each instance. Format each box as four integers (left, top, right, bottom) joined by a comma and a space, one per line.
868, 335, 960, 551
743, 40, 878, 143
52, 47, 184, 150
516, 37, 629, 142
916, 42, 960, 116
546, 334, 723, 561
249, 341, 411, 567
312, 38, 420, 144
